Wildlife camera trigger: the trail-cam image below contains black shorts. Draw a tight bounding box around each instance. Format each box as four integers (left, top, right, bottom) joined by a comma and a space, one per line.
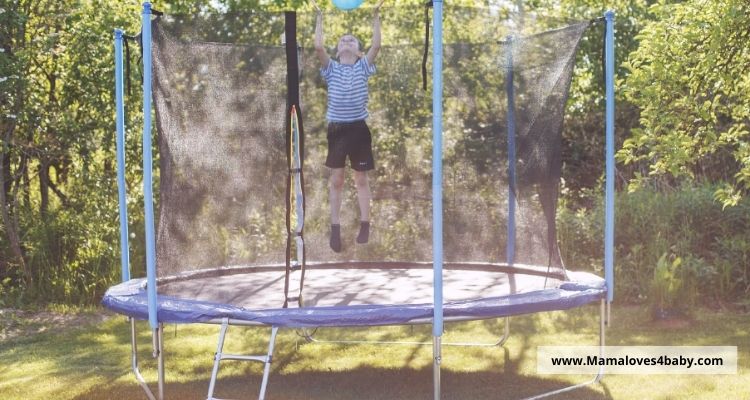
325, 120, 375, 171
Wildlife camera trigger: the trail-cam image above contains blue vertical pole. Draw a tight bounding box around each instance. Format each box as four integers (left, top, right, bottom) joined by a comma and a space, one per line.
142, 2, 158, 330
604, 11, 615, 303
431, 0, 444, 399
432, 0, 444, 339
505, 36, 516, 266
114, 29, 130, 283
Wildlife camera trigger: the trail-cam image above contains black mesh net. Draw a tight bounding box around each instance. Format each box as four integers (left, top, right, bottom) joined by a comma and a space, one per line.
149, 7, 592, 285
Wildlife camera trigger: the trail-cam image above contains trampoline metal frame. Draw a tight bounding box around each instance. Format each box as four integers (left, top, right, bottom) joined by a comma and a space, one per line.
300, 317, 510, 347
523, 299, 606, 400
127, 319, 163, 400
112, 3, 617, 400
122, 299, 605, 400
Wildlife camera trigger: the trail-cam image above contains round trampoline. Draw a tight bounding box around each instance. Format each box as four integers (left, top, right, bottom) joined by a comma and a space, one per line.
107, 4, 616, 400
103, 262, 605, 327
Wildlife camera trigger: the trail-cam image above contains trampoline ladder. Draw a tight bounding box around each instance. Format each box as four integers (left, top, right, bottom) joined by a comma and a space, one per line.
207, 318, 279, 400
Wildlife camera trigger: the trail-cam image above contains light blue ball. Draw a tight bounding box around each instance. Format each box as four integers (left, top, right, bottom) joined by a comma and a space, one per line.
332, 0, 364, 11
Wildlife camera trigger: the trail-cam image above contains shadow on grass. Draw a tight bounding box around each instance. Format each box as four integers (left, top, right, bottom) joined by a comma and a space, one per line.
61, 314, 612, 399
71, 365, 611, 400
9, 304, 747, 400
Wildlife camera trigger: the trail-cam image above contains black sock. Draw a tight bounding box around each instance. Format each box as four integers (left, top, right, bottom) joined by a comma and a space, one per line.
356, 221, 370, 244
330, 224, 342, 252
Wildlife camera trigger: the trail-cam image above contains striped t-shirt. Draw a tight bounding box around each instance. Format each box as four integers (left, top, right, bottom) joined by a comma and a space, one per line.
321, 58, 376, 123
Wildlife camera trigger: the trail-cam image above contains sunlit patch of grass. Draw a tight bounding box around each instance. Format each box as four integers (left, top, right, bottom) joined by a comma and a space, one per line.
0, 304, 747, 400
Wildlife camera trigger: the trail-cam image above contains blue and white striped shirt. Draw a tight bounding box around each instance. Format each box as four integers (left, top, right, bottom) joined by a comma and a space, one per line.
321, 58, 376, 123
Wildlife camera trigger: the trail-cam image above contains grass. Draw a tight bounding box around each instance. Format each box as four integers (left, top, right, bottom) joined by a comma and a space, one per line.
0, 304, 747, 400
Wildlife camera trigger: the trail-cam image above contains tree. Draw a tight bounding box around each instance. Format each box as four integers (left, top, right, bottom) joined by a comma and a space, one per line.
0, 0, 144, 301
1, 0, 32, 283
619, 0, 750, 206
0, 0, 274, 303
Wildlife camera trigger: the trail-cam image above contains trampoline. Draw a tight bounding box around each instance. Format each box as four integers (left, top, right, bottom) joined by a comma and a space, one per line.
103, 262, 605, 327
106, 3, 616, 400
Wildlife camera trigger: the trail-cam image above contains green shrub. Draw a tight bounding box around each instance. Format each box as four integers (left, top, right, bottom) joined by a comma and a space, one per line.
558, 183, 750, 307
649, 253, 700, 318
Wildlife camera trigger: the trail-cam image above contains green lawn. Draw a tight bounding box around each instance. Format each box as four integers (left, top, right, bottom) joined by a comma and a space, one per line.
0, 304, 746, 399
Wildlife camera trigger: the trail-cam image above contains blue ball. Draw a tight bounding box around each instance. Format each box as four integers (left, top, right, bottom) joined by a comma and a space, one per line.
332, 0, 364, 11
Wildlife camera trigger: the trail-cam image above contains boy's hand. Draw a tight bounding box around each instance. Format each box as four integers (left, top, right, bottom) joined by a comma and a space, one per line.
310, 0, 321, 13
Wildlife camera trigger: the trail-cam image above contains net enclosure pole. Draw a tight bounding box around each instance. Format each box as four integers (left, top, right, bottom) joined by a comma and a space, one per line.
505, 36, 516, 266
114, 29, 130, 283
431, 0, 444, 399
604, 10, 615, 305
141, 2, 158, 330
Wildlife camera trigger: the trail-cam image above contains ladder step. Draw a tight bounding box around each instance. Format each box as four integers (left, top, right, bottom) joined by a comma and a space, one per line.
286, 296, 300, 303
219, 353, 268, 362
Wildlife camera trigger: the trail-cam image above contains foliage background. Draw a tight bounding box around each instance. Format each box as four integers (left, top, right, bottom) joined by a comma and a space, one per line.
1, 0, 749, 311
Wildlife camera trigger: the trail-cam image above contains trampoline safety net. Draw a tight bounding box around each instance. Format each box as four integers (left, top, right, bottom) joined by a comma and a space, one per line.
149, 6, 593, 295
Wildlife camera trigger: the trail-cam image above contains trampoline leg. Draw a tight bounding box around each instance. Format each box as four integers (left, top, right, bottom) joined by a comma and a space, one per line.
522, 299, 607, 400
433, 335, 441, 400
258, 326, 279, 400
496, 317, 510, 346
155, 324, 164, 400
596, 299, 606, 383
129, 318, 158, 400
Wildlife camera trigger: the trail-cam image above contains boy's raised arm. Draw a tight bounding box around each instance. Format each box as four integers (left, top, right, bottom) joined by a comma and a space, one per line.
314, 11, 330, 68
366, 0, 383, 64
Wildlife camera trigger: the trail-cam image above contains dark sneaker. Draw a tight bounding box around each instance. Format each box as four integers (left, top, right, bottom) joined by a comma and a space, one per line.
330, 224, 342, 252
356, 221, 370, 244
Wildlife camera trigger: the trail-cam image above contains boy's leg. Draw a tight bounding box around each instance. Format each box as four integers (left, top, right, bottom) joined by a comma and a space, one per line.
329, 168, 346, 225
349, 121, 374, 244
325, 122, 348, 253
329, 168, 345, 252
353, 170, 371, 243
353, 170, 370, 222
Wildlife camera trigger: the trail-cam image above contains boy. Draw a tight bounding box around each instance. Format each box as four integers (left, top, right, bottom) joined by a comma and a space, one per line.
314, 2, 382, 252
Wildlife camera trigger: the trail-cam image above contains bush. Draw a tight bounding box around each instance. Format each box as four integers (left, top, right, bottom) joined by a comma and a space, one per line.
558, 183, 750, 307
